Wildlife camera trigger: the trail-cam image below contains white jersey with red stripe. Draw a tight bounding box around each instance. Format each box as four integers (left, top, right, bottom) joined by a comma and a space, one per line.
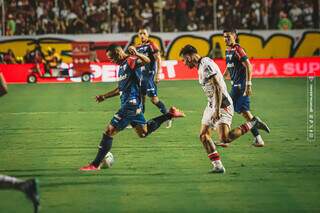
198, 57, 233, 110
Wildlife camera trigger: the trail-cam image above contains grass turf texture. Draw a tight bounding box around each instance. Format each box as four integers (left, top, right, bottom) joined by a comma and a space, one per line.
0, 78, 319, 213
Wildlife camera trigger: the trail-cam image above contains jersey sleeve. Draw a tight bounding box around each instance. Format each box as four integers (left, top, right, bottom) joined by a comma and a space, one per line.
203, 62, 217, 80
149, 41, 160, 54
127, 56, 138, 70
127, 56, 144, 70
235, 45, 248, 62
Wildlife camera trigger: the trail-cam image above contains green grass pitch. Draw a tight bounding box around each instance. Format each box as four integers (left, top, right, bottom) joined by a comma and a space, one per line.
0, 78, 319, 213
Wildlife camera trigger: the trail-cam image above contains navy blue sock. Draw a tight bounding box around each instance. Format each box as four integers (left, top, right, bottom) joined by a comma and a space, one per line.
92, 134, 113, 167
142, 103, 145, 114
146, 113, 172, 135
251, 127, 260, 137
155, 101, 167, 114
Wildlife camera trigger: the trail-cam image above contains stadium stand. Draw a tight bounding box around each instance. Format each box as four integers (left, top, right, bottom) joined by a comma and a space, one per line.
0, 0, 318, 35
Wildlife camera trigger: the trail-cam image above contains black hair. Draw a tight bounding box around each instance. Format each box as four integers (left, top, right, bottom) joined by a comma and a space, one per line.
179, 45, 198, 56
106, 44, 121, 53
223, 28, 237, 34
223, 28, 239, 43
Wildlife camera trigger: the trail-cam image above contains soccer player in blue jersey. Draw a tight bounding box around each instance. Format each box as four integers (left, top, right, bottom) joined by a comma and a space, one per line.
223, 29, 270, 147
136, 28, 172, 128
80, 45, 185, 171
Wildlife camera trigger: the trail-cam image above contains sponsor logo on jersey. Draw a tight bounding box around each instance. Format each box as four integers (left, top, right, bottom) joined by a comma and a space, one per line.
227, 62, 235, 68
118, 73, 128, 81
226, 54, 233, 60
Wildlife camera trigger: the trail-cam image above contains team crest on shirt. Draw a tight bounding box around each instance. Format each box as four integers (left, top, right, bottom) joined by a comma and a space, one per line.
226, 54, 233, 60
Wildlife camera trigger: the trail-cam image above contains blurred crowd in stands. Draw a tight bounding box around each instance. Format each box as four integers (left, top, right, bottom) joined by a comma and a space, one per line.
0, 0, 318, 35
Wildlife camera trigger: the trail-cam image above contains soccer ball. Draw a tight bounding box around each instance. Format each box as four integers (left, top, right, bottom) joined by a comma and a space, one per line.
100, 152, 114, 169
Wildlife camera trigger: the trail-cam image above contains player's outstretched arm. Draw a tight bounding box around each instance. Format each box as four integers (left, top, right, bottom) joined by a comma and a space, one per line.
242, 59, 253, 96
96, 87, 120, 103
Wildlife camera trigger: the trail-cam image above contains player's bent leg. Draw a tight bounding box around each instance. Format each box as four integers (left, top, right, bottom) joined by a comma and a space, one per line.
150, 96, 172, 128
216, 123, 232, 147
241, 111, 265, 147
80, 124, 118, 171
199, 125, 225, 173
150, 96, 168, 115
134, 124, 148, 138
216, 117, 269, 147
142, 95, 147, 114
145, 106, 185, 136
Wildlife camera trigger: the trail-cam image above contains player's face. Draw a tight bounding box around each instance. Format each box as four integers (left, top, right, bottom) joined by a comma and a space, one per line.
223, 32, 236, 46
138, 29, 149, 43
183, 54, 196, 68
107, 48, 123, 64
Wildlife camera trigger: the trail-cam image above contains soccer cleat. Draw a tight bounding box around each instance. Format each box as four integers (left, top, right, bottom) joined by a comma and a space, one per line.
79, 164, 100, 171
253, 117, 270, 133
168, 107, 185, 118
210, 161, 226, 174
253, 135, 265, 147
22, 179, 40, 213
166, 119, 172, 128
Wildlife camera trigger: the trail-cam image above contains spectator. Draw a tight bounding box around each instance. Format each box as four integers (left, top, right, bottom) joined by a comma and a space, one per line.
0, 0, 318, 35
6, 14, 16, 35
289, 4, 303, 28
278, 10, 292, 30
3, 49, 16, 64
302, 3, 314, 28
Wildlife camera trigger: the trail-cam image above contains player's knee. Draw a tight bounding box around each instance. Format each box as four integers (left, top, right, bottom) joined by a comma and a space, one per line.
228, 131, 237, 140
151, 97, 159, 104
105, 125, 116, 136
219, 134, 228, 143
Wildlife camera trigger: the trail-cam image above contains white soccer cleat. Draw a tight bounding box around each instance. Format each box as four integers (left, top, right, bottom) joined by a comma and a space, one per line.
253, 135, 265, 147
210, 160, 226, 174
166, 119, 172, 128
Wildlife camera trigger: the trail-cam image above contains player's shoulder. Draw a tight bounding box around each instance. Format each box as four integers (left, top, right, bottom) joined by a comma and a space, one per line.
199, 57, 212, 65
126, 56, 138, 69
200, 57, 218, 67
234, 44, 245, 52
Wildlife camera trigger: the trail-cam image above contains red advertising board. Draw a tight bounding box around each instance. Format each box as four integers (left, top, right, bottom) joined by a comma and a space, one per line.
0, 57, 319, 84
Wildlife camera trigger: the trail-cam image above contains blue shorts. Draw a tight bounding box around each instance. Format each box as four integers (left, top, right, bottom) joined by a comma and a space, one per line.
110, 106, 146, 131
230, 85, 250, 113
141, 77, 157, 97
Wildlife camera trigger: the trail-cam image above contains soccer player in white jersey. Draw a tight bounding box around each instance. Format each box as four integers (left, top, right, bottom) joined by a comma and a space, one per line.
180, 45, 270, 173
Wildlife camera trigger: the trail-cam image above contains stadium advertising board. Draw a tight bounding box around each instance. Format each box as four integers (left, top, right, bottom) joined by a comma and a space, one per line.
0, 30, 319, 63
1, 57, 319, 84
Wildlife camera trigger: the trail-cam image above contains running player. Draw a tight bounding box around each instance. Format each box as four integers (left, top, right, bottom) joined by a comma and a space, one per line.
136, 28, 172, 128
0, 175, 40, 213
180, 45, 270, 173
223, 28, 270, 147
80, 45, 185, 171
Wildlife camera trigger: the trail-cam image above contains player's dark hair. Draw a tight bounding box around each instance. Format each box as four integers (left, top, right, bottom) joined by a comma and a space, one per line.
106, 44, 122, 61
180, 45, 198, 56
106, 44, 120, 53
223, 28, 239, 43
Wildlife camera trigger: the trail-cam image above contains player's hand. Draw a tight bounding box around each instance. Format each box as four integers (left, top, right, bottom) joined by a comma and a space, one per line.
155, 72, 162, 84
128, 46, 138, 55
95, 95, 105, 103
212, 110, 221, 122
243, 85, 252, 96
